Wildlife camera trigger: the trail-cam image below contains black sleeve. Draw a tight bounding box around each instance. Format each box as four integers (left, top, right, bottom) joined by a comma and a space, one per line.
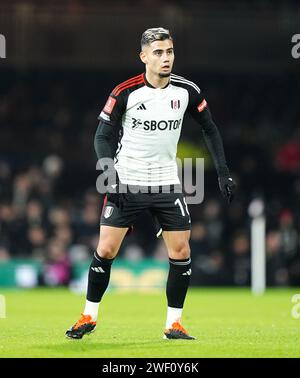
94, 120, 120, 162
187, 87, 230, 177
94, 91, 125, 174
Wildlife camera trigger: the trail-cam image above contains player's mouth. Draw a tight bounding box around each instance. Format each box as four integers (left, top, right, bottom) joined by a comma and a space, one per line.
161, 65, 170, 71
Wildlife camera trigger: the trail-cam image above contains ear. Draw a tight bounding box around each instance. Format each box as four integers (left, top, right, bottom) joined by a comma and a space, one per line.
139, 51, 147, 64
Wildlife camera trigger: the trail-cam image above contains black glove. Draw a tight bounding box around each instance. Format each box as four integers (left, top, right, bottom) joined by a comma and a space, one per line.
218, 175, 236, 204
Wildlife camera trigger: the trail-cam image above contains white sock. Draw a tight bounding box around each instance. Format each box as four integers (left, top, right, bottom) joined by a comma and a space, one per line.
165, 306, 183, 329
83, 300, 99, 322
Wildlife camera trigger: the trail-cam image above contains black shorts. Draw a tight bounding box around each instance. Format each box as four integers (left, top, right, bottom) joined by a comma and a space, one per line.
100, 186, 191, 232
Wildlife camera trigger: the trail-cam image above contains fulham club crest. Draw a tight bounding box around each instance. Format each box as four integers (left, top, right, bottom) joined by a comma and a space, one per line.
171, 100, 180, 110
104, 206, 114, 219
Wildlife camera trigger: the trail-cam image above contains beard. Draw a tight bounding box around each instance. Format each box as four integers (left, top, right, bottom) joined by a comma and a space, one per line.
159, 72, 171, 78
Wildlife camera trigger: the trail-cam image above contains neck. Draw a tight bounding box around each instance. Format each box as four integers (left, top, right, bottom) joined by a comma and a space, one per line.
145, 71, 170, 89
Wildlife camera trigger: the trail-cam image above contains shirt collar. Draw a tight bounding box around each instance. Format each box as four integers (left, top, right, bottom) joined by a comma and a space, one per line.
143, 73, 170, 89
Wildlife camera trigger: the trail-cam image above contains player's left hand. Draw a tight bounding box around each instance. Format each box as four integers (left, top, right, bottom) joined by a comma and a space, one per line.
218, 175, 236, 204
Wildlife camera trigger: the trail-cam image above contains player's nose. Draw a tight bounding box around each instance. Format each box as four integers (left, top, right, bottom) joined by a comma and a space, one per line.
162, 52, 170, 61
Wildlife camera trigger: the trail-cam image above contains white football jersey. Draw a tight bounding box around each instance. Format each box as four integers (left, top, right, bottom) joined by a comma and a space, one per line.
98, 73, 207, 186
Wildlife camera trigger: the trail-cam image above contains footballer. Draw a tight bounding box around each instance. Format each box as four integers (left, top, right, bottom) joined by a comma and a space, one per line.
66, 27, 236, 340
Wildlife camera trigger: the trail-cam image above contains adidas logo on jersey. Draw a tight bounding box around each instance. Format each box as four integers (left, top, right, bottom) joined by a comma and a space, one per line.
137, 103, 146, 110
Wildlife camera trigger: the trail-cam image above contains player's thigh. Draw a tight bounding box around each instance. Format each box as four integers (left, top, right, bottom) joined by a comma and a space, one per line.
151, 191, 191, 232
97, 225, 129, 259
162, 230, 191, 260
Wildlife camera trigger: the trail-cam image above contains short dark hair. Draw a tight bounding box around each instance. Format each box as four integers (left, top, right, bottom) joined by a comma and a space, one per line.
141, 27, 172, 49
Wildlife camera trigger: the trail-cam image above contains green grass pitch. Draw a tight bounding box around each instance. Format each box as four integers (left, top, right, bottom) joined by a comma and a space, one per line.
0, 287, 299, 358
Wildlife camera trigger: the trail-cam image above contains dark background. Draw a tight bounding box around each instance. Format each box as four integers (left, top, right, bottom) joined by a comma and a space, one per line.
0, 0, 300, 287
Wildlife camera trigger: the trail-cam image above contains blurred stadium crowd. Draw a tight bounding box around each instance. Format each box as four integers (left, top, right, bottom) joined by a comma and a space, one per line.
0, 69, 300, 287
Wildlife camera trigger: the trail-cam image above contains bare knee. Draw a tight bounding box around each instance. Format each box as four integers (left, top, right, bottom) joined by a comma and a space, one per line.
96, 226, 129, 260
168, 242, 190, 260
96, 244, 118, 259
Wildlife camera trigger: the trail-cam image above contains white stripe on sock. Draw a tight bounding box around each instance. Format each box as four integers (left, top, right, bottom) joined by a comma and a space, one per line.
169, 258, 191, 266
